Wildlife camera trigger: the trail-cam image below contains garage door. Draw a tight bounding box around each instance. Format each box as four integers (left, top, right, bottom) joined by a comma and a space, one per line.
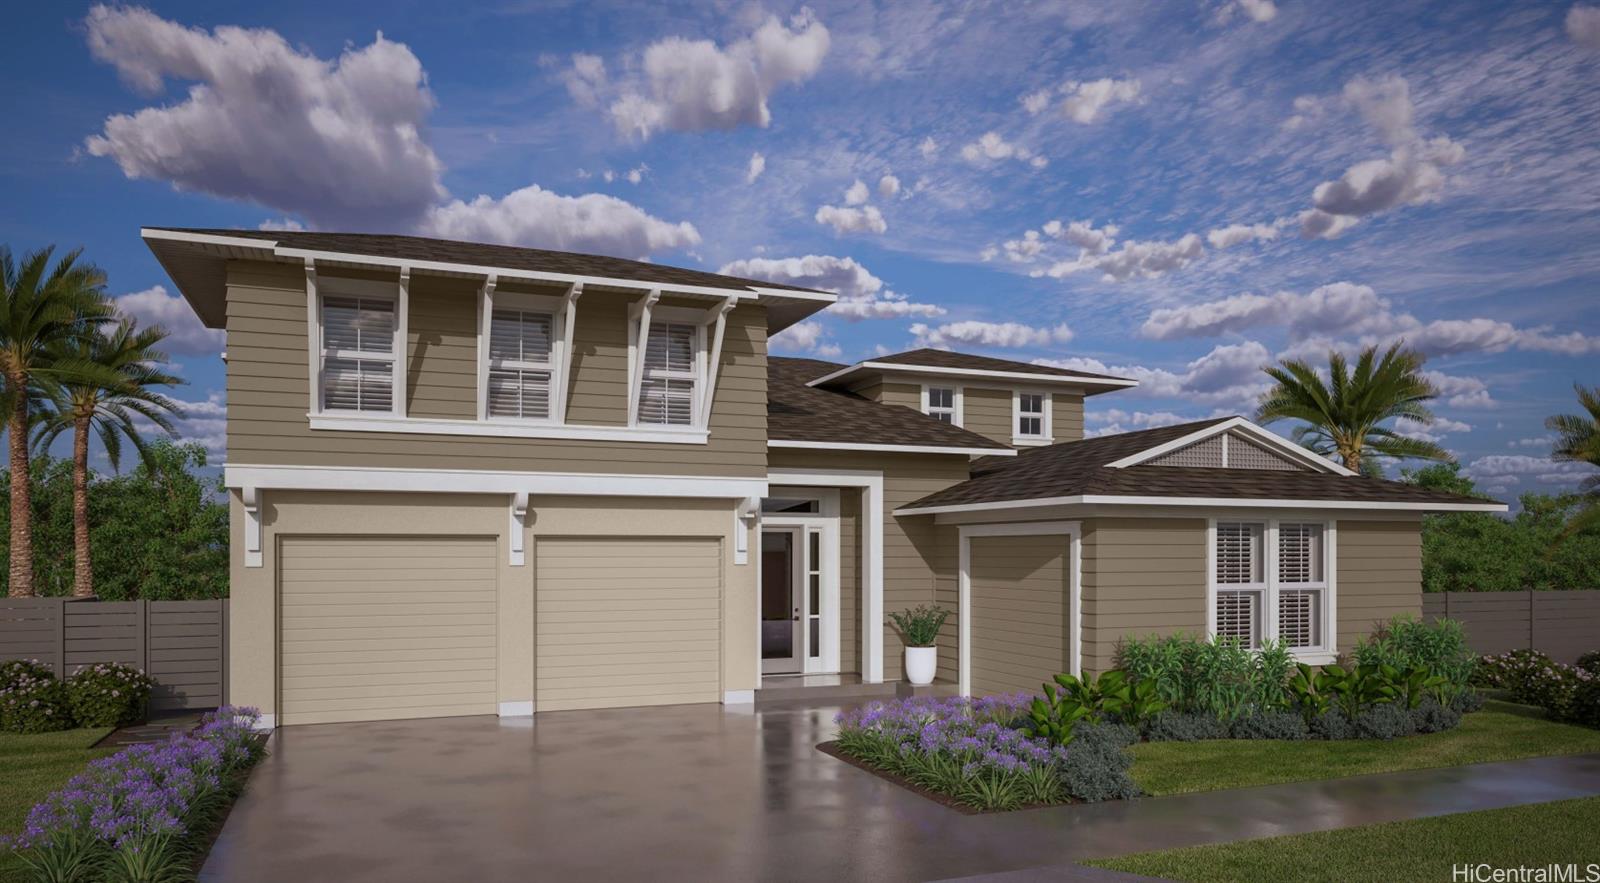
536, 537, 720, 712
969, 535, 1069, 696
279, 536, 498, 725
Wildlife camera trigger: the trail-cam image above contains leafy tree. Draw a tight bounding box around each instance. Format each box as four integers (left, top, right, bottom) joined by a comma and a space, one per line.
1545, 383, 1600, 541
1255, 343, 1453, 474
32, 318, 183, 597
0, 442, 227, 600
0, 246, 113, 596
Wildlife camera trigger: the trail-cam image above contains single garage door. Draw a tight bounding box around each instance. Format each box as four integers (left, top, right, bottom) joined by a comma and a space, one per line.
279, 536, 498, 725
536, 537, 721, 712
969, 534, 1069, 696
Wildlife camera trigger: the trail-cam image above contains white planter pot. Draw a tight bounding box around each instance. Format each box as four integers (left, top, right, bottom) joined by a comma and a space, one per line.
905, 646, 938, 686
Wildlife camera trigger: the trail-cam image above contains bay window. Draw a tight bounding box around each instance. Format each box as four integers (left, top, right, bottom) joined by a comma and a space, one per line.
1210, 519, 1334, 657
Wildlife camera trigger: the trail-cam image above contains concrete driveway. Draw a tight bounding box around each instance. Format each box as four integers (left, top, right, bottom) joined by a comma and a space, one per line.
201, 702, 1600, 883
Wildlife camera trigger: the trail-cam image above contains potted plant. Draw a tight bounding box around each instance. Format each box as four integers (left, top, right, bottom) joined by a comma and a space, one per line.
888, 605, 951, 686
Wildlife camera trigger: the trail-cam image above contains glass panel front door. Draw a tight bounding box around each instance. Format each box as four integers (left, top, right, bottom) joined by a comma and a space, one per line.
761, 529, 802, 673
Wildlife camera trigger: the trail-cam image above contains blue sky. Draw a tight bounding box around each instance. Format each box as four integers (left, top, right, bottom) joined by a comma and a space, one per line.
3, 0, 1598, 500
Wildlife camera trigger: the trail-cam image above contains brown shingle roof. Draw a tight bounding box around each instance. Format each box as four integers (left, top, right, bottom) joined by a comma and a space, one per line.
865, 348, 1133, 383
903, 418, 1502, 510
147, 228, 827, 294
768, 357, 1012, 451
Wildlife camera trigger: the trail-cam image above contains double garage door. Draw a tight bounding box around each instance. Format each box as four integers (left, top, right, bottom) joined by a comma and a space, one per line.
277, 535, 720, 725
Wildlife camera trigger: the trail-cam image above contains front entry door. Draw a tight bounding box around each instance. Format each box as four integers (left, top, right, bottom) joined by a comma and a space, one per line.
761, 528, 803, 673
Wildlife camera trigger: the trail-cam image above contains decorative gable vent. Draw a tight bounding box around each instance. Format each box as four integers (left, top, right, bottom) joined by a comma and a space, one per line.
1147, 431, 1304, 471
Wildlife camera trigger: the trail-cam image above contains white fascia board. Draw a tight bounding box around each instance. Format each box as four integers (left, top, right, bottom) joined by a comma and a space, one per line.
1102, 416, 1357, 476
804, 360, 1139, 391
306, 412, 708, 444
895, 493, 1508, 516
768, 439, 1015, 457
225, 464, 767, 499
142, 228, 281, 252
747, 286, 837, 304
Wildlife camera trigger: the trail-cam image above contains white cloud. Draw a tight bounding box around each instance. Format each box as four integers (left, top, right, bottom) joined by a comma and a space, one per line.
1466, 455, 1597, 489
1020, 88, 1054, 115
843, 179, 870, 206
83, 5, 444, 229
814, 203, 886, 235
910, 321, 1074, 349
578, 10, 830, 140
1038, 341, 1274, 408
960, 132, 1046, 168
918, 136, 938, 159
624, 164, 648, 184
258, 217, 304, 232
746, 152, 766, 183
1084, 409, 1200, 436
1206, 222, 1279, 249
717, 254, 943, 320
1509, 436, 1556, 449
878, 174, 901, 198
114, 285, 225, 355
1232, 0, 1278, 22
420, 184, 700, 259
1567, 5, 1600, 48
770, 320, 842, 358
1059, 78, 1142, 124
1395, 415, 1472, 443
1046, 233, 1205, 282
1423, 371, 1496, 408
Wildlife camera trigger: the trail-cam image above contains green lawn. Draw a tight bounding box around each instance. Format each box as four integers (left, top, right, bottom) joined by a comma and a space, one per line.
0, 728, 115, 883
1131, 701, 1600, 795
1090, 795, 1600, 882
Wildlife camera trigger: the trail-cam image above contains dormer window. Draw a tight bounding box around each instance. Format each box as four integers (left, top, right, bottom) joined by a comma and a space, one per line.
923, 385, 960, 424
1014, 391, 1050, 445
637, 319, 702, 426
319, 292, 399, 414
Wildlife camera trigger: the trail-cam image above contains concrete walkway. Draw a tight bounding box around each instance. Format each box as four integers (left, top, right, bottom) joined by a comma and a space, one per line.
200, 703, 1600, 883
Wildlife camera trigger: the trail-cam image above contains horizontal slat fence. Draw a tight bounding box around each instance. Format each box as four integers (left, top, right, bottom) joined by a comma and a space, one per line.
0, 597, 227, 713
1423, 590, 1600, 664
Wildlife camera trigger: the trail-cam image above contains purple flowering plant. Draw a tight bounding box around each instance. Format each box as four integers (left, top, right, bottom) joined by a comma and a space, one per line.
6, 706, 266, 882
833, 693, 1137, 809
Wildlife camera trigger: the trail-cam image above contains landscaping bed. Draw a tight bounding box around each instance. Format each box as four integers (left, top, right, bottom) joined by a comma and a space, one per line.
1088, 794, 1600, 882
0, 728, 117, 883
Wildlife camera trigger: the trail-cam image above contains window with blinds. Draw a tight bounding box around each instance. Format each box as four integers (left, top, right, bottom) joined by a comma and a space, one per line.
638, 321, 698, 425
1214, 522, 1263, 585
320, 295, 395, 412
1213, 520, 1329, 653
1278, 523, 1324, 584
1215, 590, 1261, 647
1017, 393, 1045, 437
486, 308, 555, 419
1278, 589, 1322, 649
926, 387, 956, 423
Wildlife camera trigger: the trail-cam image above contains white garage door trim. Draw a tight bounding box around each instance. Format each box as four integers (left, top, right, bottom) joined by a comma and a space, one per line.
536, 536, 722, 712
957, 522, 1080, 697
278, 535, 499, 725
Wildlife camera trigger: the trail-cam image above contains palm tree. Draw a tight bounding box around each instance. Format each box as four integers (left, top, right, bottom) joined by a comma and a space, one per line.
1545, 383, 1600, 539
1, 246, 114, 597
1254, 343, 1453, 475
33, 318, 184, 598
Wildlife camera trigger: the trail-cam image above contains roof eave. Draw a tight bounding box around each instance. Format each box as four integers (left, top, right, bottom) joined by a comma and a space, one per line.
895, 493, 1509, 517
805, 360, 1140, 394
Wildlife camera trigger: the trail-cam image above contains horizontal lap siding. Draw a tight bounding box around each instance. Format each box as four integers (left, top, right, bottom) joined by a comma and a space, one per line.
1081, 518, 1206, 675
840, 491, 861, 674
961, 388, 1011, 446
279, 536, 498, 725
969, 535, 1068, 696
536, 538, 721, 711
224, 261, 766, 476
1335, 520, 1422, 653
1051, 393, 1084, 443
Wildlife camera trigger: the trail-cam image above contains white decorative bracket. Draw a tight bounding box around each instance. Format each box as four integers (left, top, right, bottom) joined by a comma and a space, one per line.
557, 282, 583, 423
475, 274, 498, 421
733, 495, 759, 566
699, 296, 737, 427
509, 491, 529, 566
395, 266, 411, 418
241, 487, 263, 568
625, 288, 662, 426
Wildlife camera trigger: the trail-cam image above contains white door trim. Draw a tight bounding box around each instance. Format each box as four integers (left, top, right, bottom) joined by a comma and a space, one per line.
765, 467, 885, 683
957, 521, 1081, 697
763, 487, 842, 674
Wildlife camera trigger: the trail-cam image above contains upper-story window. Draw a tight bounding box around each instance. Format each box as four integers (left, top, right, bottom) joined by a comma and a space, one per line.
1014, 391, 1049, 444
486, 307, 556, 419
923, 385, 959, 424
320, 294, 398, 413
1211, 520, 1331, 655
637, 320, 700, 425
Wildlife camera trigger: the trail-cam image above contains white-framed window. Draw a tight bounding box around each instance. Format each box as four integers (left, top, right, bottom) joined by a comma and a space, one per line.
922, 385, 961, 425
318, 291, 399, 414
1013, 391, 1051, 444
485, 303, 556, 420
1209, 518, 1334, 657
637, 318, 703, 426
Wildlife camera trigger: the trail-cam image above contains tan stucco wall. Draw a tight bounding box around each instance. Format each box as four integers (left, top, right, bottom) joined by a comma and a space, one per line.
767, 449, 971, 682
1335, 518, 1423, 652
224, 260, 768, 477
228, 490, 755, 718
1080, 517, 1208, 675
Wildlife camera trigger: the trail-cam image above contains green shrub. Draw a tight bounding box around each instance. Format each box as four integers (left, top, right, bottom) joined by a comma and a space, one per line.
1142, 711, 1229, 742
1114, 633, 1293, 719
1451, 689, 1485, 714
1575, 651, 1600, 677
65, 662, 155, 727
1352, 616, 1476, 701
1354, 703, 1417, 740
1569, 679, 1600, 729
0, 670, 74, 733
2, 658, 55, 691
1231, 711, 1309, 740
1410, 698, 1462, 734
886, 605, 949, 647
1060, 723, 1140, 802
1310, 710, 1354, 740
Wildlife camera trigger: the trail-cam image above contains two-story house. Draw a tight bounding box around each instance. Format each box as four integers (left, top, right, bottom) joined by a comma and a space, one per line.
144, 227, 1503, 728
